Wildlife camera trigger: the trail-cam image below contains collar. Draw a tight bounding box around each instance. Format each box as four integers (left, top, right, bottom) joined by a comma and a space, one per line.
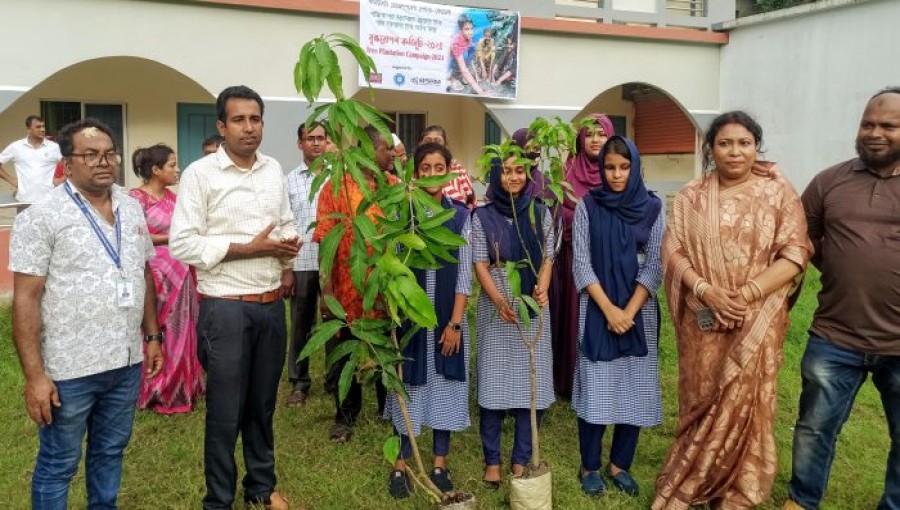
66, 182, 123, 211
851, 157, 900, 178
21, 136, 52, 148
214, 145, 268, 172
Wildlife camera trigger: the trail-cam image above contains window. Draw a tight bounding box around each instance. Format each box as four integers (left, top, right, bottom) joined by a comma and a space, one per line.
41, 100, 128, 184
383, 112, 426, 151
484, 113, 502, 146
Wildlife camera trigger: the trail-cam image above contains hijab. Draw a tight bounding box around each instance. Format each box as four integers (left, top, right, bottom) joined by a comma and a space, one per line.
566, 113, 616, 200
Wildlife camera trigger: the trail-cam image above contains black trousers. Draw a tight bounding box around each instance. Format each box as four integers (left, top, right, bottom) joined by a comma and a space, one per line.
197, 298, 286, 509
326, 328, 386, 426
287, 271, 320, 393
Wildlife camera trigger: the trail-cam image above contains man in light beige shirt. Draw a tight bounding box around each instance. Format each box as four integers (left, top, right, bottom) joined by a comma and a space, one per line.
170, 85, 298, 510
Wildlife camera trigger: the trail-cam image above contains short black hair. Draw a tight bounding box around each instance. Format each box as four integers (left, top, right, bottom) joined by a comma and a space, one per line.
57, 118, 116, 157
870, 86, 900, 101
457, 14, 472, 30
414, 142, 452, 173
702, 111, 763, 170
603, 137, 632, 161
215, 85, 264, 123
25, 115, 43, 128
202, 134, 223, 148
297, 121, 324, 141
132, 144, 175, 181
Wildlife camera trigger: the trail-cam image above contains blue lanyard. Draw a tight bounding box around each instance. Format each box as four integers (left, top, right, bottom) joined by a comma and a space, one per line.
64, 182, 122, 270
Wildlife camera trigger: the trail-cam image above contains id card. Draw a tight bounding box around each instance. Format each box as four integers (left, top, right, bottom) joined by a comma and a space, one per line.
116, 278, 135, 308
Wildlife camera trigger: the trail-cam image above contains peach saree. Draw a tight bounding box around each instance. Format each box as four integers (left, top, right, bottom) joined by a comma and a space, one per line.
653, 163, 812, 510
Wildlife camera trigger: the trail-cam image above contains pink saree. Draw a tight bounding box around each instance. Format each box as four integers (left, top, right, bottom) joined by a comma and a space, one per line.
653, 164, 811, 510
130, 188, 204, 414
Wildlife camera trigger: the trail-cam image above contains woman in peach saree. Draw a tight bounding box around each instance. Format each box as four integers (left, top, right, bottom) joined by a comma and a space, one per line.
652, 112, 812, 510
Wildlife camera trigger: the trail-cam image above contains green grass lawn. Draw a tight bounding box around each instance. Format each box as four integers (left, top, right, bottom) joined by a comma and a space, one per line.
0, 270, 890, 508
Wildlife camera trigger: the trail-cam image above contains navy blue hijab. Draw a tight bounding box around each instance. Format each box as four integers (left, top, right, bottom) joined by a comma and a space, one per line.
582, 136, 661, 362
475, 158, 545, 305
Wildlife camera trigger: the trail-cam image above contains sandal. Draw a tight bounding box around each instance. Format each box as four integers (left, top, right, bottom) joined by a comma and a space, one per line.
482, 465, 501, 490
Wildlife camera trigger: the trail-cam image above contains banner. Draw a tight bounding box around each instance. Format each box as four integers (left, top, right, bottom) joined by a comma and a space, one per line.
360, 0, 520, 99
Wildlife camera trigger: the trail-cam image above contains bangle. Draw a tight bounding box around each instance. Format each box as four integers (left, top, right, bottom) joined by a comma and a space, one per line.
144, 332, 164, 344
748, 279, 764, 300
696, 282, 711, 300
740, 285, 755, 303
693, 278, 710, 299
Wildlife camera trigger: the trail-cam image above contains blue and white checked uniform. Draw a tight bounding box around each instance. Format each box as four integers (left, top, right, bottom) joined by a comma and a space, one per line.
386, 218, 473, 436
571, 201, 664, 427
471, 212, 555, 411
285, 161, 320, 271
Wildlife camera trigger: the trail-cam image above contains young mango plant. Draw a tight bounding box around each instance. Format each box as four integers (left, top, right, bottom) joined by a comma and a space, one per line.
292, 34, 470, 506
474, 118, 579, 503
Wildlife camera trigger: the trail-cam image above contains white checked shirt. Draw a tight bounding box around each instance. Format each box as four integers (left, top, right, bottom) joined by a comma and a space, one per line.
169, 147, 298, 296
286, 160, 320, 271
8, 184, 155, 381
0, 137, 61, 203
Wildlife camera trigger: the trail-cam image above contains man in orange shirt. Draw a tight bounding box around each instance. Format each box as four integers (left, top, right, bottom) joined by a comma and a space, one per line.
314, 125, 395, 443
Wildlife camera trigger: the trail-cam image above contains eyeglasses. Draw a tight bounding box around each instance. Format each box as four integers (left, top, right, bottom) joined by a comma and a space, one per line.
69, 152, 122, 167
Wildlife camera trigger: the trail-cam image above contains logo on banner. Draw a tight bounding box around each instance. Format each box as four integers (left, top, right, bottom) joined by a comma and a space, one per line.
393, 73, 406, 86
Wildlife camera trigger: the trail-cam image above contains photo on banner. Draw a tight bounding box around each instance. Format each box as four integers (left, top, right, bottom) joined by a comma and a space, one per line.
360, 0, 520, 99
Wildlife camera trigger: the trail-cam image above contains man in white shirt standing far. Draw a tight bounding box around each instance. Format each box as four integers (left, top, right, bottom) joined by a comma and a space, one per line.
284, 121, 326, 408
170, 85, 300, 510
0, 115, 62, 204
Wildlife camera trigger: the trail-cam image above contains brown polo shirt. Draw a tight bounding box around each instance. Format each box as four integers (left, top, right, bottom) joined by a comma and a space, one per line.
802, 158, 900, 355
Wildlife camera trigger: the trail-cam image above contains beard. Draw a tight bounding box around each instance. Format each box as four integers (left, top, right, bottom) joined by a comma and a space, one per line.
856, 139, 900, 170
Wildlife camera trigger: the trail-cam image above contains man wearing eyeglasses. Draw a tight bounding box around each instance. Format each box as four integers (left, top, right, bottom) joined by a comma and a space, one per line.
284, 121, 327, 409
0, 115, 62, 205
9, 118, 164, 508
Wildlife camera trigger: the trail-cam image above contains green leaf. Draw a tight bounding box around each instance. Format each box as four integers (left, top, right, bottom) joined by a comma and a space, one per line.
349, 326, 392, 348
521, 294, 541, 316
362, 266, 381, 313
349, 317, 392, 332
318, 222, 346, 283
352, 214, 377, 241
417, 208, 455, 230
325, 339, 359, 370
413, 173, 456, 188
293, 61, 304, 97
397, 276, 437, 328
518, 299, 531, 331
337, 355, 357, 404
398, 324, 421, 350
506, 260, 522, 298
381, 366, 407, 399
383, 436, 401, 466
377, 252, 412, 277
349, 244, 369, 293
397, 232, 426, 251
421, 225, 467, 248
300, 319, 344, 361
323, 295, 347, 321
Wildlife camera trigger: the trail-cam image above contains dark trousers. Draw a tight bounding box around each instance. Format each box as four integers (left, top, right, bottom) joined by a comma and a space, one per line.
480, 407, 545, 467
326, 328, 386, 426
398, 429, 451, 460
287, 271, 320, 393
577, 418, 641, 472
197, 298, 287, 509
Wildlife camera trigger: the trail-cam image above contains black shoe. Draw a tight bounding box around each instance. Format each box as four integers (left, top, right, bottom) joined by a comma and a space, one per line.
608, 469, 639, 496
430, 467, 453, 493
388, 470, 411, 499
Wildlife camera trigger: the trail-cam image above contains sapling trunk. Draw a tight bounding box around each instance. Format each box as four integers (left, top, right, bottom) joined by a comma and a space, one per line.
391, 330, 444, 502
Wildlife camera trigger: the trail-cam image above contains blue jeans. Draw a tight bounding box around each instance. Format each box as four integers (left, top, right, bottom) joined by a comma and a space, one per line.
788, 335, 900, 510
32, 363, 142, 510
577, 418, 641, 472
480, 408, 545, 467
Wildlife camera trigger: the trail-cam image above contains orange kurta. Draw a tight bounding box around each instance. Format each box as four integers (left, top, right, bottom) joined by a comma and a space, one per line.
653, 163, 812, 510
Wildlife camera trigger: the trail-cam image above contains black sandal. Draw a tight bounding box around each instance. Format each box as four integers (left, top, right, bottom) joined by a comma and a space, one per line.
330, 423, 353, 443
482, 465, 501, 490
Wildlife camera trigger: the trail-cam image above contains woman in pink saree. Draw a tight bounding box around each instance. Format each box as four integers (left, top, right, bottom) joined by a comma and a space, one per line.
653, 112, 812, 509
130, 144, 203, 414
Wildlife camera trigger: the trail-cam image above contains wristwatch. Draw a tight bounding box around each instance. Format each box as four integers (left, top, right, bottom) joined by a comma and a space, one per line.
144, 332, 164, 344
448, 322, 462, 332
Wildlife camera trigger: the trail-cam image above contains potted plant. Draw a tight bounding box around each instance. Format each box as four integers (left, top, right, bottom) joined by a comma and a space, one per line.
293, 34, 475, 509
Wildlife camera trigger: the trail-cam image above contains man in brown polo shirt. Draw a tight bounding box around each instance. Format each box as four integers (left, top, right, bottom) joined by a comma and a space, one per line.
785, 87, 900, 510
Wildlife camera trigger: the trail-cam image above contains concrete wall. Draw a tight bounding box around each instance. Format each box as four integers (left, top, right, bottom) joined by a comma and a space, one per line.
720, 0, 899, 190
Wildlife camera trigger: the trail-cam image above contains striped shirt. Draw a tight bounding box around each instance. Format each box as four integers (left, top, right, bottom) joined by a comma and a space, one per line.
443, 159, 475, 204
286, 160, 320, 271
169, 147, 297, 296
